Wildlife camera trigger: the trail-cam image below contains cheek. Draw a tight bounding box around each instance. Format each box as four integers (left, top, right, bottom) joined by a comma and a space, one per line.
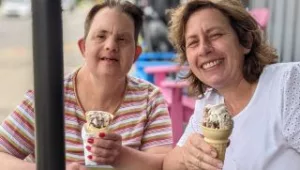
186, 50, 198, 66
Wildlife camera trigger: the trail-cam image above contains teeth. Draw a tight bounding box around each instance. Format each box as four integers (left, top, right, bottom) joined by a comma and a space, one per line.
101, 58, 117, 61
202, 60, 222, 69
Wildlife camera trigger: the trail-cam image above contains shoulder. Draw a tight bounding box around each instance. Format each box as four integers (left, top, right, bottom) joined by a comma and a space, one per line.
262, 62, 300, 78
127, 75, 161, 95
63, 68, 78, 85
22, 68, 78, 99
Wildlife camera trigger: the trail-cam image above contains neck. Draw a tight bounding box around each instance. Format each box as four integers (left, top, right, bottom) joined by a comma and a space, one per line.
76, 66, 127, 112
217, 78, 257, 116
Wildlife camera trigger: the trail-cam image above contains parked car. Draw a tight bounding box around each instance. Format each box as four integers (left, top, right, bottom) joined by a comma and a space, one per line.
61, 0, 76, 12
0, 0, 31, 18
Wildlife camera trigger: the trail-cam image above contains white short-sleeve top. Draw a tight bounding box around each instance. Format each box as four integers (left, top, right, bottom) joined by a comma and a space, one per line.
178, 62, 300, 170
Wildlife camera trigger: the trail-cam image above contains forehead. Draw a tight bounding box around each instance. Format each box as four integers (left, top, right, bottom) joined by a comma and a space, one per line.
185, 8, 231, 34
89, 7, 135, 35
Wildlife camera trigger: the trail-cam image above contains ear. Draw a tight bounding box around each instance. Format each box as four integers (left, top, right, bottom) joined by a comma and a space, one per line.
78, 38, 86, 57
243, 32, 253, 55
243, 47, 251, 55
133, 45, 142, 62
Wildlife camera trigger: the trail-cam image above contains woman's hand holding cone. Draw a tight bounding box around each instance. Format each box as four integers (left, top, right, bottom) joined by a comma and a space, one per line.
181, 133, 224, 170
86, 132, 122, 166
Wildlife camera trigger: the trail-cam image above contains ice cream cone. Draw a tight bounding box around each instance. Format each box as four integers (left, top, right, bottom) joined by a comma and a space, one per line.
201, 125, 232, 161
82, 111, 114, 169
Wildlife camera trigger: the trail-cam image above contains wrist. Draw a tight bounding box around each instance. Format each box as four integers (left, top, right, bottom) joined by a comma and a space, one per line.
113, 146, 127, 167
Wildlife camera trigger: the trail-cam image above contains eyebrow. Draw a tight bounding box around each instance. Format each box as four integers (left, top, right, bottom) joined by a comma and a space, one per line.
205, 26, 223, 33
96, 29, 132, 37
186, 26, 224, 40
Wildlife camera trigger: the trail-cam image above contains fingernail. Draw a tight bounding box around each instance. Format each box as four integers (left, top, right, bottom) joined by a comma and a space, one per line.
86, 146, 91, 151
218, 162, 223, 168
87, 138, 94, 144
88, 155, 93, 160
211, 151, 217, 157
99, 132, 106, 138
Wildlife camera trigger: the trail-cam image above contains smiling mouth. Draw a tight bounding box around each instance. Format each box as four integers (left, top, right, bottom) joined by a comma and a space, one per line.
100, 57, 118, 62
202, 59, 223, 70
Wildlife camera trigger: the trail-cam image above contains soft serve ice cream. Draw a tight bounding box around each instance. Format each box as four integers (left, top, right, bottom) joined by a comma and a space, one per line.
201, 103, 233, 161
202, 104, 233, 129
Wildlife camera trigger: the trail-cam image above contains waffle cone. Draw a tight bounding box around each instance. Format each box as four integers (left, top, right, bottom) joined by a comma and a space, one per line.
201, 125, 232, 161
84, 124, 109, 134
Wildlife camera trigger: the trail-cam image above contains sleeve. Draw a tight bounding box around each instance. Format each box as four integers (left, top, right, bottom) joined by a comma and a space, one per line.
140, 88, 173, 150
282, 62, 300, 153
0, 90, 36, 159
177, 114, 196, 147
177, 100, 203, 147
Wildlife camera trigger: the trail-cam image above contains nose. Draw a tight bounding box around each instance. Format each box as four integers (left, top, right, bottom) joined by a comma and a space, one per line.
105, 37, 118, 52
198, 38, 212, 56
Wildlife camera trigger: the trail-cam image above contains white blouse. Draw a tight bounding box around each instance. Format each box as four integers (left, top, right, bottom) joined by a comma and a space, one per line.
178, 62, 300, 170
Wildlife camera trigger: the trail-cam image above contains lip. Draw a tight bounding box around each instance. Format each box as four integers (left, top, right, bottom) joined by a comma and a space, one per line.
99, 57, 119, 62
201, 58, 224, 70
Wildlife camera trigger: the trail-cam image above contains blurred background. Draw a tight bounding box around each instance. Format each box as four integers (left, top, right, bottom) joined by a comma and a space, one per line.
0, 0, 300, 122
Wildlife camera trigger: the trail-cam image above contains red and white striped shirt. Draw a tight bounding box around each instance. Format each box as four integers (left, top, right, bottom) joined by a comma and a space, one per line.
0, 69, 173, 163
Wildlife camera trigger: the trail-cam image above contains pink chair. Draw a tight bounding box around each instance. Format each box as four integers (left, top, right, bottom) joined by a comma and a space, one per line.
160, 80, 195, 144
144, 65, 189, 86
144, 65, 195, 145
249, 8, 270, 30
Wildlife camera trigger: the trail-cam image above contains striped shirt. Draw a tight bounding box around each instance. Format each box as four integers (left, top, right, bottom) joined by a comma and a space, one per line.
0, 69, 173, 163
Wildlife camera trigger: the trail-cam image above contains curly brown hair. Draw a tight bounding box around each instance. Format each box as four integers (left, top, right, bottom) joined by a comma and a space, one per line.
84, 0, 143, 43
168, 0, 278, 96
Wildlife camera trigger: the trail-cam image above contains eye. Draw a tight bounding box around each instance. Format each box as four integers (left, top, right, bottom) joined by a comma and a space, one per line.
187, 40, 198, 48
210, 33, 222, 40
97, 34, 105, 39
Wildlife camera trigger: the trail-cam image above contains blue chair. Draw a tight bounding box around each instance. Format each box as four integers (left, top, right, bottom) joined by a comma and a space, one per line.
134, 52, 177, 82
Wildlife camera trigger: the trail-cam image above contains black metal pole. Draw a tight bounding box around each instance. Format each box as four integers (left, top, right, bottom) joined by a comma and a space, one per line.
31, 0, 65, 170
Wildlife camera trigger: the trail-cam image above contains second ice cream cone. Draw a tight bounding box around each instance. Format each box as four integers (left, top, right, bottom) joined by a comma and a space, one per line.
201, 125, 232, 161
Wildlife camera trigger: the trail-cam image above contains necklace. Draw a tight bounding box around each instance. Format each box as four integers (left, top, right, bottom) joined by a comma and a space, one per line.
73, 68, 128, 115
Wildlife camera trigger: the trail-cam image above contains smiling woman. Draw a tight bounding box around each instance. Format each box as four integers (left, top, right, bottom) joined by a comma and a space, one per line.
0, 1, 173, 170
163, 0, 300, 170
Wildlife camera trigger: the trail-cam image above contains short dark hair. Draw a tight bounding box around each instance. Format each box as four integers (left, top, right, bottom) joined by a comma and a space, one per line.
84, 0, 143, 43
168, 0, 278, 96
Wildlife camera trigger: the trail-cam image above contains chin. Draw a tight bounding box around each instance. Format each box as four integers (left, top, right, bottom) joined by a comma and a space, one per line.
205, 78, 226, 89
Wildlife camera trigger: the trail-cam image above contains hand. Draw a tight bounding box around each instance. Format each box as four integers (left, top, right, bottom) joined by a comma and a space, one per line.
86, 132, 122, 166
181, 133, 223, 170
66, 162, 87, 170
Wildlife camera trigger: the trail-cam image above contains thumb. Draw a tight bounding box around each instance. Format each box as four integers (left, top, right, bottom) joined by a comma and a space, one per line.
67, 162, 87, 170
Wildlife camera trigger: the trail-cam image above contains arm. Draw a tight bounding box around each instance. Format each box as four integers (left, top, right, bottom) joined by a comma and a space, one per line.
0, 152, 35, 170
282, 63, 300, 152
163, 146, 186, 170
88, 133, 172, 170
0, 90, 36, 170
115, 145, 172, 170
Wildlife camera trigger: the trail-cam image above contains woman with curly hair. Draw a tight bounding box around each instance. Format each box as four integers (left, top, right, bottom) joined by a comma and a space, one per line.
163, 0, 300, 170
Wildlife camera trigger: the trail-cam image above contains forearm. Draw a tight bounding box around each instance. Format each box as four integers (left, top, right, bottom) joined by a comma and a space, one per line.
0, 152, 35, 170
114, 146, 165, 170
163, 147, 187, 170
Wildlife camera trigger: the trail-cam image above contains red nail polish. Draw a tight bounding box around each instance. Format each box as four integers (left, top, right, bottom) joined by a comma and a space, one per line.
87, 138, 94, 144
86, 146, 91, 151
88, 155, 93, 160
99, 132, 106, 138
